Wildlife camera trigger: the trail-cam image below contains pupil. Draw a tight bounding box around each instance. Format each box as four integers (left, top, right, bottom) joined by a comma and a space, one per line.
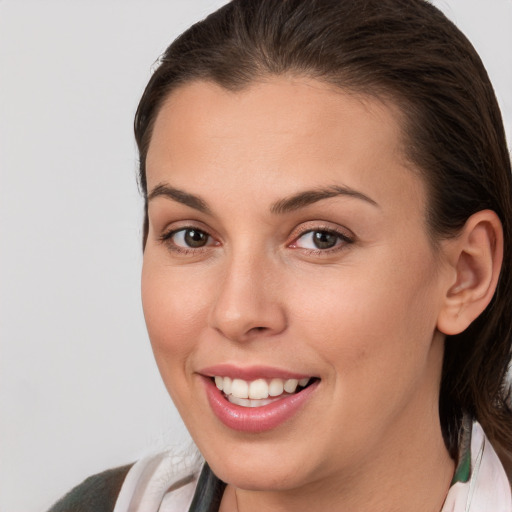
313, 231, 337, 249
184, 229, 207, 247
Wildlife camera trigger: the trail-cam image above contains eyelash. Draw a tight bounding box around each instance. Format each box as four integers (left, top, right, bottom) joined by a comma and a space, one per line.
159, 226, 218, 255
289, 226, 354, 254
159, 225, 354, 256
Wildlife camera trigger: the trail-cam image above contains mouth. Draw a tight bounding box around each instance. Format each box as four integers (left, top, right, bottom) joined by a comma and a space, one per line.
200, 368, 320, 432
212, 375, 317, 408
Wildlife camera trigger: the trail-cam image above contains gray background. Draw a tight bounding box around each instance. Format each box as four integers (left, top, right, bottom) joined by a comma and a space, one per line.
1, 1, 511, 511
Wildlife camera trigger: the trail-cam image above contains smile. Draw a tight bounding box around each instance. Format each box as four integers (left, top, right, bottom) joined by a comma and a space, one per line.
213, 376, 312, 407
201, 368, 320, 432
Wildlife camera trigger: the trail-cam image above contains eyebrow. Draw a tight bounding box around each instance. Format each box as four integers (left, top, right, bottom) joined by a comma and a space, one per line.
270, 185, 379, 214
147, 183, 378, 215
147, 183, 211, 214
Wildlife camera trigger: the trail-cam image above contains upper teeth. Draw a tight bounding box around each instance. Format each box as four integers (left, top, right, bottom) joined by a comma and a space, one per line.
214, 376, 310, 399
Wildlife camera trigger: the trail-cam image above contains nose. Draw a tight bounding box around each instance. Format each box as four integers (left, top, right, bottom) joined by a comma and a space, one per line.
208, 251, 287, 342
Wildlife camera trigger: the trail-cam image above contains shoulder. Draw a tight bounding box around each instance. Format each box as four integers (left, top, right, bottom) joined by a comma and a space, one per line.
47, 464, 133, 512
114, 452, 203, 511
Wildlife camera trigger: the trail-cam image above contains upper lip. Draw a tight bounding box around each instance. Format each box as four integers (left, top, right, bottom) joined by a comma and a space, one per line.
199, 364, 316, 381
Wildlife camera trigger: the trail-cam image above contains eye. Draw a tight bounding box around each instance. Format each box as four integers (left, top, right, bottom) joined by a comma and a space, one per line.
161, 227, 217, 251
291, 228, 353, 251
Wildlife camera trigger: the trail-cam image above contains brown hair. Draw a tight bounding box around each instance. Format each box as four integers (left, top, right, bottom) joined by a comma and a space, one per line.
134, 0, 512, 458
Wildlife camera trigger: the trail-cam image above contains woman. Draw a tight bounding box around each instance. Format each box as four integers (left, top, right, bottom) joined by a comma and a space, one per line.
49, 0, 512, 510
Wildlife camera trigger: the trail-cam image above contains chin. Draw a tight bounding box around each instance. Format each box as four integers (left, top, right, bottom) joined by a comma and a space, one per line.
214, 461, 309, 492
200, 439, 320, 492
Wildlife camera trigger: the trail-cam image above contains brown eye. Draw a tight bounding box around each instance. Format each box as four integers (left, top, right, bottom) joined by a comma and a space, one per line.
311, 231, 339, 249
183, 229, 209, 247
166, 228, 213, 249
292, 228, 353, 252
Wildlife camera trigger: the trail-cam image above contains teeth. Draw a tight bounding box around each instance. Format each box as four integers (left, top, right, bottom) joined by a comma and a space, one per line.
231, 378, 249, 399
223, 376, 232, 395
268, 378, 284, 397
284, 379, 299, 393
214, 376, 312, 400
228, 395, 280, 407
249, 379, 269, 399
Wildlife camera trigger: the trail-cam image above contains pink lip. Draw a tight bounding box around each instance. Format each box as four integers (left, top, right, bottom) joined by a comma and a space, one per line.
201, 375, 319, 433
199, 363, 313, 381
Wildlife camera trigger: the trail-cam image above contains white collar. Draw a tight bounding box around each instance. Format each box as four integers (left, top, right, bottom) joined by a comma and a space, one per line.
441, 421, 511, 511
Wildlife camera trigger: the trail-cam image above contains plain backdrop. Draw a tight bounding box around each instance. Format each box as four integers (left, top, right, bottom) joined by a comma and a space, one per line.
0, 1, 511, 511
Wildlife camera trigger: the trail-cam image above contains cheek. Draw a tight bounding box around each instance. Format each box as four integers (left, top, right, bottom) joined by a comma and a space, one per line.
141, 257, 210, 367
294, 245, 441, 387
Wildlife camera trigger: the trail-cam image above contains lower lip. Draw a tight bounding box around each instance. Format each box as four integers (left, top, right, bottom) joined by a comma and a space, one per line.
202, 376, 319, 433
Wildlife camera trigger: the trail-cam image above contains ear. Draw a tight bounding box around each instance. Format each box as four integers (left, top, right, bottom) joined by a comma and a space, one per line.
437, 210, 503, 336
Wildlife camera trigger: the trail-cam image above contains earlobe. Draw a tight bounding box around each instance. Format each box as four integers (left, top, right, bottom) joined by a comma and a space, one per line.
437, 210, 503, 336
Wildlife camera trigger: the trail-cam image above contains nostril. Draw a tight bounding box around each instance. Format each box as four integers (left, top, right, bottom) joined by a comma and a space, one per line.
249, 326, 268, 334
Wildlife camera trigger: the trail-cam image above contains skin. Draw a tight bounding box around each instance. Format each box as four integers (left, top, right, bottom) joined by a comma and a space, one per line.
142, 77, 458, 511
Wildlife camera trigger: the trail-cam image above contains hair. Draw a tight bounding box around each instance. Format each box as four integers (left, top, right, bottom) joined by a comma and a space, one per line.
134, 0, 512, 459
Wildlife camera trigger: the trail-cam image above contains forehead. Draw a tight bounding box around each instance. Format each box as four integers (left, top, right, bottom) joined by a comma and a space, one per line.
149, 77, 406, 161
146, 77, 424, 216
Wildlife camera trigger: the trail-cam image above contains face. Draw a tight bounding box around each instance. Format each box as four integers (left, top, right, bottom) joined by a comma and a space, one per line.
142, 78, 451, 493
